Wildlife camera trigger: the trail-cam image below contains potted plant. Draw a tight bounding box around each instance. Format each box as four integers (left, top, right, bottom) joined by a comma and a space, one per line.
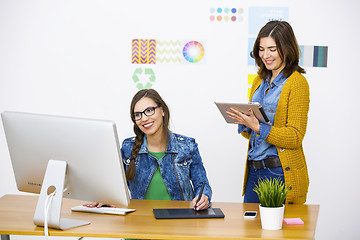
253, 177, 291, 230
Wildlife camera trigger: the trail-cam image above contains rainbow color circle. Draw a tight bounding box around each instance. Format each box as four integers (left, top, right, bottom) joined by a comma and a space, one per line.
183, 41, 205, 63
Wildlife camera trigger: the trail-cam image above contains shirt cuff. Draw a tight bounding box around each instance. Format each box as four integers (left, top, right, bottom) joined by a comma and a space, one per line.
237, 124, 251, 134
254, 123, 271, 145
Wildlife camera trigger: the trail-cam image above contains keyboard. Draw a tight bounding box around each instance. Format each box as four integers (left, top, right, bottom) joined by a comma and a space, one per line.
71, 205, 136, 215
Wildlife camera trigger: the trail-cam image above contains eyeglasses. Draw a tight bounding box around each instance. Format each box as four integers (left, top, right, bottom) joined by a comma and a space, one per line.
132, 106, 161, 121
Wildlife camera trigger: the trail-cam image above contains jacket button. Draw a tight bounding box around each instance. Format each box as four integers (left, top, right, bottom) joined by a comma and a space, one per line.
285, 167, 290, 171
280, 148, 285, 152
179, 137, 184, 141
184, 161, 188, 166
126, 159, 131, 164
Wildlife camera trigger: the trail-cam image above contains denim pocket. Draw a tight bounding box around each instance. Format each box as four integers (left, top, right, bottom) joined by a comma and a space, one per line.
123, 157, 139, 168
266, 166, 284, 176
176, 158, 192, 180
123, 158, 131, 166
176, 159, 192, 168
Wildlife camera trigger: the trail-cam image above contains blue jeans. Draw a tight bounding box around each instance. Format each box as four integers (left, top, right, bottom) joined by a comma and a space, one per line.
243, 165, 285, 203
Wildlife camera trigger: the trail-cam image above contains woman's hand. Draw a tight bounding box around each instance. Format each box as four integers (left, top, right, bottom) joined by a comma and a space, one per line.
82, 202, 115, 208
192, 194, 209, 211
226, 108, 260, 133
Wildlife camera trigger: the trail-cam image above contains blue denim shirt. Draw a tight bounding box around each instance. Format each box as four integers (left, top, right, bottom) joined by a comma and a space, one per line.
238, 72, 288, 160
121, 131, 212, 203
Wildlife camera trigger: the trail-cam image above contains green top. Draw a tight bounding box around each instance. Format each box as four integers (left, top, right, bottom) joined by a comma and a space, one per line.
144, 151, 172, 200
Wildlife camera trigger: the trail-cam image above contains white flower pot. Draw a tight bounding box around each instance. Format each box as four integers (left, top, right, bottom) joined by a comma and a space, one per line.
259, 204, 285, 230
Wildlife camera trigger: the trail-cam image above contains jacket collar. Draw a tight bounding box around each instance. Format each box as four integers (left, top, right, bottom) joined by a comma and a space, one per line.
138, 131, 178, 154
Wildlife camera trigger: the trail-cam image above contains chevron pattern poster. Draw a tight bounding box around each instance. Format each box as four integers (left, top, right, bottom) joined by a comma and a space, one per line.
132, 39, 156, 64
132, 39, 206, 64
156, 40, 182, 63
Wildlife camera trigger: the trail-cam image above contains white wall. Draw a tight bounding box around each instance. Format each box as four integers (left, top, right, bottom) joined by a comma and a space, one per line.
1, 0, 359, 239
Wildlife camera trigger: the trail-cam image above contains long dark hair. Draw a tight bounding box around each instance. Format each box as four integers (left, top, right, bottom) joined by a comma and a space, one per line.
125, 89, 170, 181
252, 20, 305, 80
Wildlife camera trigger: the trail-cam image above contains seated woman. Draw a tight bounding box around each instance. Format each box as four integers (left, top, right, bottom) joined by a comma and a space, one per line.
86, 89, 212, 210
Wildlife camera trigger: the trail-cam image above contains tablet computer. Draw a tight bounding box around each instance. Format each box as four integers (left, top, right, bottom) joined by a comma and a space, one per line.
153, 208, 225, 219
215, 102, 270, 124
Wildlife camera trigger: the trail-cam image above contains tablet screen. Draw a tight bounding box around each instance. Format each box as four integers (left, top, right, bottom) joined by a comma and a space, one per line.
215, 102, 270, 124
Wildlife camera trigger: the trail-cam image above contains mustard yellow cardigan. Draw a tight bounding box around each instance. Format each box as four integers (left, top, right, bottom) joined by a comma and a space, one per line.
241, 71, 310, 204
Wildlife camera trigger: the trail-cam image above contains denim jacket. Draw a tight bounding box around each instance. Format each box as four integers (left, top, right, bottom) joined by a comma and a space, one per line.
121, 131, 212, 203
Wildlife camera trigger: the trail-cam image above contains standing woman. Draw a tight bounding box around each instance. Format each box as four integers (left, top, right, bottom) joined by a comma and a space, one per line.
227, 21, 310, 204
121, 89, 212, 210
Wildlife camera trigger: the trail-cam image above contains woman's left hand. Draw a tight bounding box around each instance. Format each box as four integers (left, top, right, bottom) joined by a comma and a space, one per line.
192, 194, 209, 211
226, 108, 260, 133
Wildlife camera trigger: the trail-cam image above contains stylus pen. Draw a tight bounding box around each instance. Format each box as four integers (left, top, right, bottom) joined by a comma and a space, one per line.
195, 181, 205, 211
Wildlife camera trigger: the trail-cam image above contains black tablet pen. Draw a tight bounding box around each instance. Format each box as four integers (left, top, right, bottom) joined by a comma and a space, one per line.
194, 181, 205, 211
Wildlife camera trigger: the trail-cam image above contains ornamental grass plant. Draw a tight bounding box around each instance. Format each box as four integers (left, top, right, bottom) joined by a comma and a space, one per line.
253, 177, 291, 207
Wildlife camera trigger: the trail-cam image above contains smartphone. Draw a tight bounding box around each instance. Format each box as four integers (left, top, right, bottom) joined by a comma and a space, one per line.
243, 211, 257, 219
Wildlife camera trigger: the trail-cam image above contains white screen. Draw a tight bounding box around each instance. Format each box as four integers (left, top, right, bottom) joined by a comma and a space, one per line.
1, 111, 130, 207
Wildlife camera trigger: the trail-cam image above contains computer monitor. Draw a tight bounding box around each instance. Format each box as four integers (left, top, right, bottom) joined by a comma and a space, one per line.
1, 111, 130, 230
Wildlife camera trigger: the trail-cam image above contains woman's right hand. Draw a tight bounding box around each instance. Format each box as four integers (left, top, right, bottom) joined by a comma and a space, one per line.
82, 202, 115, 208
226, 108, 260, 133
192, 194, 209, 211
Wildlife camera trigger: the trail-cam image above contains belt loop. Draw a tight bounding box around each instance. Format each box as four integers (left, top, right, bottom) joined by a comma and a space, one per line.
261, 160, 266, 169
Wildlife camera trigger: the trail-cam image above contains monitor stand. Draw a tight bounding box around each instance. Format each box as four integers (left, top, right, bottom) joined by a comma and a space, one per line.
33, 160, 90, 230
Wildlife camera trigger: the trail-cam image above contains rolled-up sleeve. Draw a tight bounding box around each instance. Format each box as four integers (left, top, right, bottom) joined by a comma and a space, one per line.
237, 124, 252, 134
253, 123, 271, 146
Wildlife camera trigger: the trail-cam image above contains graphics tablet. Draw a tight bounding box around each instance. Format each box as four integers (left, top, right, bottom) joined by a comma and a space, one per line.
215, 102, 270, 124
153, 208, 225, 219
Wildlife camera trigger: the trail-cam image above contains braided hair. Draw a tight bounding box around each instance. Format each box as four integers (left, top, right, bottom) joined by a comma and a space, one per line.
125, 89, 170, 181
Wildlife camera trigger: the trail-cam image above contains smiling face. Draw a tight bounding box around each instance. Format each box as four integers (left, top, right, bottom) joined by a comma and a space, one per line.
259, 36, 285, 79
133, 96, 165, 138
